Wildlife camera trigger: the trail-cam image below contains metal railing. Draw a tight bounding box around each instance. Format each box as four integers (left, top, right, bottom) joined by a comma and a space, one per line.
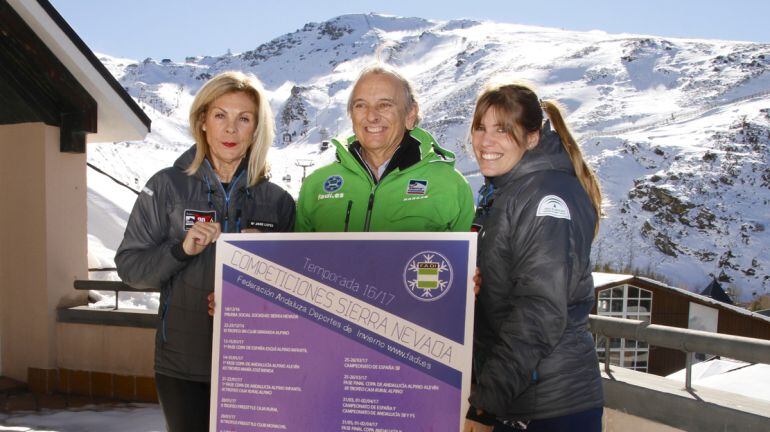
72, 280, 770, 390
74, 279, 159, 310
588, 314, 770, 390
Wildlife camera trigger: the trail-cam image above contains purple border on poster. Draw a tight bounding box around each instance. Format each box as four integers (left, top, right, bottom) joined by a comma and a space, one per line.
211, 234, 475, 432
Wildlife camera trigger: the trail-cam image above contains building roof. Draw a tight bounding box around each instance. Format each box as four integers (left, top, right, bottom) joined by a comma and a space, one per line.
593, 272, 770, 325
592, 272, 634, 287
700, 278, 734, 305
5, 0, 150, 147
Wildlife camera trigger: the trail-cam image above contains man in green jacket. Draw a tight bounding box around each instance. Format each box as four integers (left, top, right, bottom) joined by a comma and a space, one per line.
296, 64, 474, 232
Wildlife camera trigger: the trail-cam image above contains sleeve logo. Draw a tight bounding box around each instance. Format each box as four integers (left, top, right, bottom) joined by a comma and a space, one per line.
535, 195, 571, 220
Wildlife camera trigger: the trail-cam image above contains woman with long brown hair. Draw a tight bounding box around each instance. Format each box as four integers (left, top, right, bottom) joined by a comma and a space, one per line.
464, 82, 603, 432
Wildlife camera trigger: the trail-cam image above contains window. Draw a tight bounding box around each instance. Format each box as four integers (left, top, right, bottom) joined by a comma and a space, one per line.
595, 284, 652, 372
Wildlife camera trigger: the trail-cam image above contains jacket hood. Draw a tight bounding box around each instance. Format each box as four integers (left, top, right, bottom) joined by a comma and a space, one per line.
489, 121, 575, 189
173, 144, 199, 172
408, 127, 456, 163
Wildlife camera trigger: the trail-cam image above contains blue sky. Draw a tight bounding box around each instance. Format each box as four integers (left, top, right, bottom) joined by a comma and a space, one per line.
50, 0, 770, 61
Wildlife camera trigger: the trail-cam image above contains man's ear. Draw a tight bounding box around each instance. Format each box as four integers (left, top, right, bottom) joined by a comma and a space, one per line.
405, 102, 418, 130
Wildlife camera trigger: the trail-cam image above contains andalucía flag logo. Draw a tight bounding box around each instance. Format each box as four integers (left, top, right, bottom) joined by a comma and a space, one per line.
417, 262, 440, 289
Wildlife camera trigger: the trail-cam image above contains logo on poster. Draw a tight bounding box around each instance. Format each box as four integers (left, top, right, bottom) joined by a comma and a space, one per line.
404, 251, 453, 302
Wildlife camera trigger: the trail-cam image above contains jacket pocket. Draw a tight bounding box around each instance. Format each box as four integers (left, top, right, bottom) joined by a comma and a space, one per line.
241, 201, 281, 232
385, 204, 449, 231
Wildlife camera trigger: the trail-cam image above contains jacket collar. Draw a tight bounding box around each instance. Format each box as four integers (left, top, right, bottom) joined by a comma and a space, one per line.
173, 144, 250, 186
333, 127, 456, 182
349, 131, 420, 182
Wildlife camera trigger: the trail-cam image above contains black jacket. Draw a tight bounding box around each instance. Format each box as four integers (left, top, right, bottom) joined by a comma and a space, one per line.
470, 124, 603, 420
116, 146, 295, 382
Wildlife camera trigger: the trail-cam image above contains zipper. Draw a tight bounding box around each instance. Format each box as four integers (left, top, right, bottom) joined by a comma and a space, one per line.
363, 191, 375, 231
344, 200, 353, 232
219, 170, 245, 233
349, 146, 378, 232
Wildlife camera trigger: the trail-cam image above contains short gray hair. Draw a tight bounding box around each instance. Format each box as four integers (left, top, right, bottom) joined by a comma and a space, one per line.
347, 64, 421, 126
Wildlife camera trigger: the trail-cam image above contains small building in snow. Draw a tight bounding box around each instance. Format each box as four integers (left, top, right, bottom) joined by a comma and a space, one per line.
592, 273, 770, 376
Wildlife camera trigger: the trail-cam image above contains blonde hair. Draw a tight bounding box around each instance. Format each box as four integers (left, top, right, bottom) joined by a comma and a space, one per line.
472, 82, 603, 237
347, 63, 421, 126
187, 71, 275, 186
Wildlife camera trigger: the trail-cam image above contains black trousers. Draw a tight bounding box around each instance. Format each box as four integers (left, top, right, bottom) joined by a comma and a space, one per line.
155, 372, 211, 432
494, 407, 603, 432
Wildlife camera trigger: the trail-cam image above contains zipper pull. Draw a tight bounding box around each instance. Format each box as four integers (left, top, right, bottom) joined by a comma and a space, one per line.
363, 192, 375, 231
344, 200, 353, 232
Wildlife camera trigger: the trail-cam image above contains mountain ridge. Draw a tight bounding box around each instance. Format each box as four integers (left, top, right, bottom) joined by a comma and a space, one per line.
86, 13, 770, 301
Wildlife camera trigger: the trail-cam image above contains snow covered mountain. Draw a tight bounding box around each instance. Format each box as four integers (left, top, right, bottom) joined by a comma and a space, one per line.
87, 13, 770, 302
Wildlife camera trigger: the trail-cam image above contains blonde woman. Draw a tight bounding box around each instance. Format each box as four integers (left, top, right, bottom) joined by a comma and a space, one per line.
117, 71, 295, 432
464, 83, 603, 432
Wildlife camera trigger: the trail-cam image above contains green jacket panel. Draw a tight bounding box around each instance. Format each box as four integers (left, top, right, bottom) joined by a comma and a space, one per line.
296, 128, 474, 232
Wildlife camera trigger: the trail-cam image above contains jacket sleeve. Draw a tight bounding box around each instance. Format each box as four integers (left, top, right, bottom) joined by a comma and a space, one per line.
115, 173, 188, 289
294, 180, 315, 232
470, 197, 573, 414
450, 172, 475, 232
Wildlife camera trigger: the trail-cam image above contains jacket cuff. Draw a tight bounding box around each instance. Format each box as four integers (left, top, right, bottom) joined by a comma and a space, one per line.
170, 242, 195, 262
466, 406, 496, 426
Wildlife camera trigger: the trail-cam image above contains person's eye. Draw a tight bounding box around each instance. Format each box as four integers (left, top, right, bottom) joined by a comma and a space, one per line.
239, 116, 251, 123
474, 125, 485, 132
353, 102, 366, 110
378, 102, 393, 111
496, 127, 506, 134
214, 112, 225, 119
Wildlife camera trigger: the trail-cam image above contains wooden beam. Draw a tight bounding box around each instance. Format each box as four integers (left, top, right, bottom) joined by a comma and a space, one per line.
0, 1, 96, 152
60, 111, 87, 153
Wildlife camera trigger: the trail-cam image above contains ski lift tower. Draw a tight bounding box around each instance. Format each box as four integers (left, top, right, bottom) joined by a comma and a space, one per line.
295, 159, 315, 182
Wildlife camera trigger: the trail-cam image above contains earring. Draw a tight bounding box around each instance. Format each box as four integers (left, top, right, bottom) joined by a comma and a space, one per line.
202, 125, 207, 132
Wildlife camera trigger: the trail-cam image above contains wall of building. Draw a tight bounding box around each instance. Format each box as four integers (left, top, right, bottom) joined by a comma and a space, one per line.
0, 122, 88, 381
56, 323, 154, 377
645, 286, 689, 376
717, 307, 770, 339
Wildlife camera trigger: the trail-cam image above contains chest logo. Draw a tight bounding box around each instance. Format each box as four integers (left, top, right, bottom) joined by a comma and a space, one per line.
184, 209, 216, 230
403, 252, 453, 302
406, 179, 428, 195
244, 220, 277, 233
536, 195, 571, 220
323, 175, 344, 193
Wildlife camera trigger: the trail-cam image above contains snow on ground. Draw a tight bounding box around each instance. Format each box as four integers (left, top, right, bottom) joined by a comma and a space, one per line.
667, 358, 770, 403
0, 404, 164, 432
87, 165, 160, 309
